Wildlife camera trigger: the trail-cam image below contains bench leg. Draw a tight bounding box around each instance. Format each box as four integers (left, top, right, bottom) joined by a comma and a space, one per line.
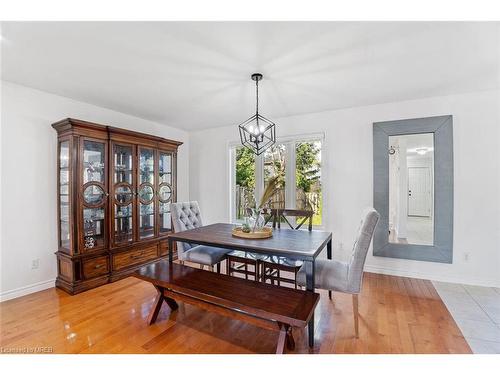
276, 324, 287, 354
165, 296, 179, 311
148, 288, 165, 325
148, 287, 179, 325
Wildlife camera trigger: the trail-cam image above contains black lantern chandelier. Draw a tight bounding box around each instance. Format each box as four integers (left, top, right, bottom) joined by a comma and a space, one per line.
238, 73, 276, 155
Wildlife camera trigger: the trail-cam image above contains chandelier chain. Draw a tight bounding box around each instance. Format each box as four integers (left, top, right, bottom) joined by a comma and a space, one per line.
255, 78, 259, 116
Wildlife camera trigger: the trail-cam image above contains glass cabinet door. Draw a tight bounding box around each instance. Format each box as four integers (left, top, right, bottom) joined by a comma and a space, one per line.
138, 147, 155, 239
59, 140, 72, 250
112, 143, 135, 245
81, 139, 107, 251
158, 151, 173, 234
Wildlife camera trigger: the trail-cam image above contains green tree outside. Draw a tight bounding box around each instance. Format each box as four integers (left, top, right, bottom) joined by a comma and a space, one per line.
235, 141, 322, 224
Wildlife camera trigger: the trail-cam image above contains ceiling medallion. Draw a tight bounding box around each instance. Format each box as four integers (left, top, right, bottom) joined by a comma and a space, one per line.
238, 73, 276, 155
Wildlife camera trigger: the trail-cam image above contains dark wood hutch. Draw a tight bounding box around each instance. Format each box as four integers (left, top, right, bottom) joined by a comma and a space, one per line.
53, 118, 182, 294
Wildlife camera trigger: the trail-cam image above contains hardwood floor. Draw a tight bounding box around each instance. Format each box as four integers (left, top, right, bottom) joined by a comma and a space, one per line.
0, 270, 471, 354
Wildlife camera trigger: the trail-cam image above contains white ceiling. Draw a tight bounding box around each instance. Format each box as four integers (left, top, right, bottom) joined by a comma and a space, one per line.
390, 133, 434, 155
1, 22, 499, 131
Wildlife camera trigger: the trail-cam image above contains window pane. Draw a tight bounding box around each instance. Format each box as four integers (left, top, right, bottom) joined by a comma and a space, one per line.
83, 140, 105, 184
114, 144, 133, 184
139, 203, 155, 239
139, 148, 154, 184
159, 152, 172, 234
59, 141, 71, 249
296, 141, 322, 225
83, 208, 105, 249
235, 147, 255, 220
263, 144, 286, 209
159, 152, 172, 184
114, 204, 133, 243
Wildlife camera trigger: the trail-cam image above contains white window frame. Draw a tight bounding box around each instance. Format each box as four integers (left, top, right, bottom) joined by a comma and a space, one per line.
229, 132, 325, 228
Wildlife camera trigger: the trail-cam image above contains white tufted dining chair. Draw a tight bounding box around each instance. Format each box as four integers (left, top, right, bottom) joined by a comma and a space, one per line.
297, 208, 380, 338
170, 201, 231, 271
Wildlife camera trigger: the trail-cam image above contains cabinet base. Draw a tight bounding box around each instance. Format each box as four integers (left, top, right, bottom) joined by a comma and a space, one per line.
55, 255, 171, 295
56, 275, 109, 295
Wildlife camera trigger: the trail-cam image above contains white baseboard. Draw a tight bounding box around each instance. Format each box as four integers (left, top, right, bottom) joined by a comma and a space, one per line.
364, 265, 500, 288
0, 279, 56, 302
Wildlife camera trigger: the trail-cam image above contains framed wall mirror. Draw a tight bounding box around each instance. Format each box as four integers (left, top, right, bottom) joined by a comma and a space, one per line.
373, 115, 454, 263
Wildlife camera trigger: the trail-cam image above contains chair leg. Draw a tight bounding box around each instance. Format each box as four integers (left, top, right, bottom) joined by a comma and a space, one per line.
226, 258, 230, 275
216, 262, 221, 274
352, 294, 359, 338
328, 291, 332, 300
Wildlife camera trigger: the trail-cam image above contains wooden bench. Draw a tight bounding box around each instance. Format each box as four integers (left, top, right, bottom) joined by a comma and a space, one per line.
134, 261, 319, 354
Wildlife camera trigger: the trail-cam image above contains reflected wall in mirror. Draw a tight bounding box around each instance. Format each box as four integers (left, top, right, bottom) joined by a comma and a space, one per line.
388, 133, 434, 246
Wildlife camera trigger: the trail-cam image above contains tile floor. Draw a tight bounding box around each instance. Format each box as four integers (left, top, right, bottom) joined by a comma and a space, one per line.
389, 216, 433, 246
433, 281, 500, 353
406, 216, 433, 245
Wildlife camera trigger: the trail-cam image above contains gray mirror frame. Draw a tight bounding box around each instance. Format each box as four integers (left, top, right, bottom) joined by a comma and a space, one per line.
373, 115, 453, 263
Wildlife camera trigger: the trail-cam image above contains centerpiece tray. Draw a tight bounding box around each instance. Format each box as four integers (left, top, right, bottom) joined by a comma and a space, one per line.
232, 226, 273, 239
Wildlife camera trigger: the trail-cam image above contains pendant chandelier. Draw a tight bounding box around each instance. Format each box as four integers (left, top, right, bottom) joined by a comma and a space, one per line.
238, 73, 276, 155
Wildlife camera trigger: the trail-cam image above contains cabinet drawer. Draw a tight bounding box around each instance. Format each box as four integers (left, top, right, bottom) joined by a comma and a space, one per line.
113, 245, 158, 271
82, 255, 109, 279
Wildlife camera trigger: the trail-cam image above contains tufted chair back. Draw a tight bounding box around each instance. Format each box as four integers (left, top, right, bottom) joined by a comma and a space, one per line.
347, 208, 380, 293
170, 201, 203, 258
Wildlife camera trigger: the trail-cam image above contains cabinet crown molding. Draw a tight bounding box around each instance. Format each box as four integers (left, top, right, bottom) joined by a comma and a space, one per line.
52, 118, 183, 149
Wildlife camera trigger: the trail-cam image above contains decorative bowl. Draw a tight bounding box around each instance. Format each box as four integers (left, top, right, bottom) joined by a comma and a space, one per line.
232, 226, 273, 239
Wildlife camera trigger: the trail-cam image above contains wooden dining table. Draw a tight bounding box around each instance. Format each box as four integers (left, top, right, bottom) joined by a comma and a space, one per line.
167, 222, 333, 347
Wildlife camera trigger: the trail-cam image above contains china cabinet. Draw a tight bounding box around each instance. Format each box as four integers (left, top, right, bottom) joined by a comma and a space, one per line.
53, 118, 181, 294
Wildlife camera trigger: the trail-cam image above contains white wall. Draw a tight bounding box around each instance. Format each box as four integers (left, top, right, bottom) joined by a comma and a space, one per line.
0, 81, 190, 300
189, 89, 500, 287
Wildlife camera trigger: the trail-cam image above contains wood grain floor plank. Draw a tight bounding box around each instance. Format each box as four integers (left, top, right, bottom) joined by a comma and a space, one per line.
0, 271, 472, 354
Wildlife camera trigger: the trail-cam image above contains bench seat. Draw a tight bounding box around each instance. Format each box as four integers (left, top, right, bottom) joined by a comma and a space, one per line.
134, 261, 320, 353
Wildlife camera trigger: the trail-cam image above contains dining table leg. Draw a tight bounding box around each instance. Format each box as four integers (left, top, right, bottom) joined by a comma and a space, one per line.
168, 237, 173, 264
327, 239, 332, 300
304, 259, 315, 348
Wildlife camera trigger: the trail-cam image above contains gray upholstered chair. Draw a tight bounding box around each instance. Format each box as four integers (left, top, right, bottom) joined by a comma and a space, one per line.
297, 208, 380, 338
170, 201, 231, 272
